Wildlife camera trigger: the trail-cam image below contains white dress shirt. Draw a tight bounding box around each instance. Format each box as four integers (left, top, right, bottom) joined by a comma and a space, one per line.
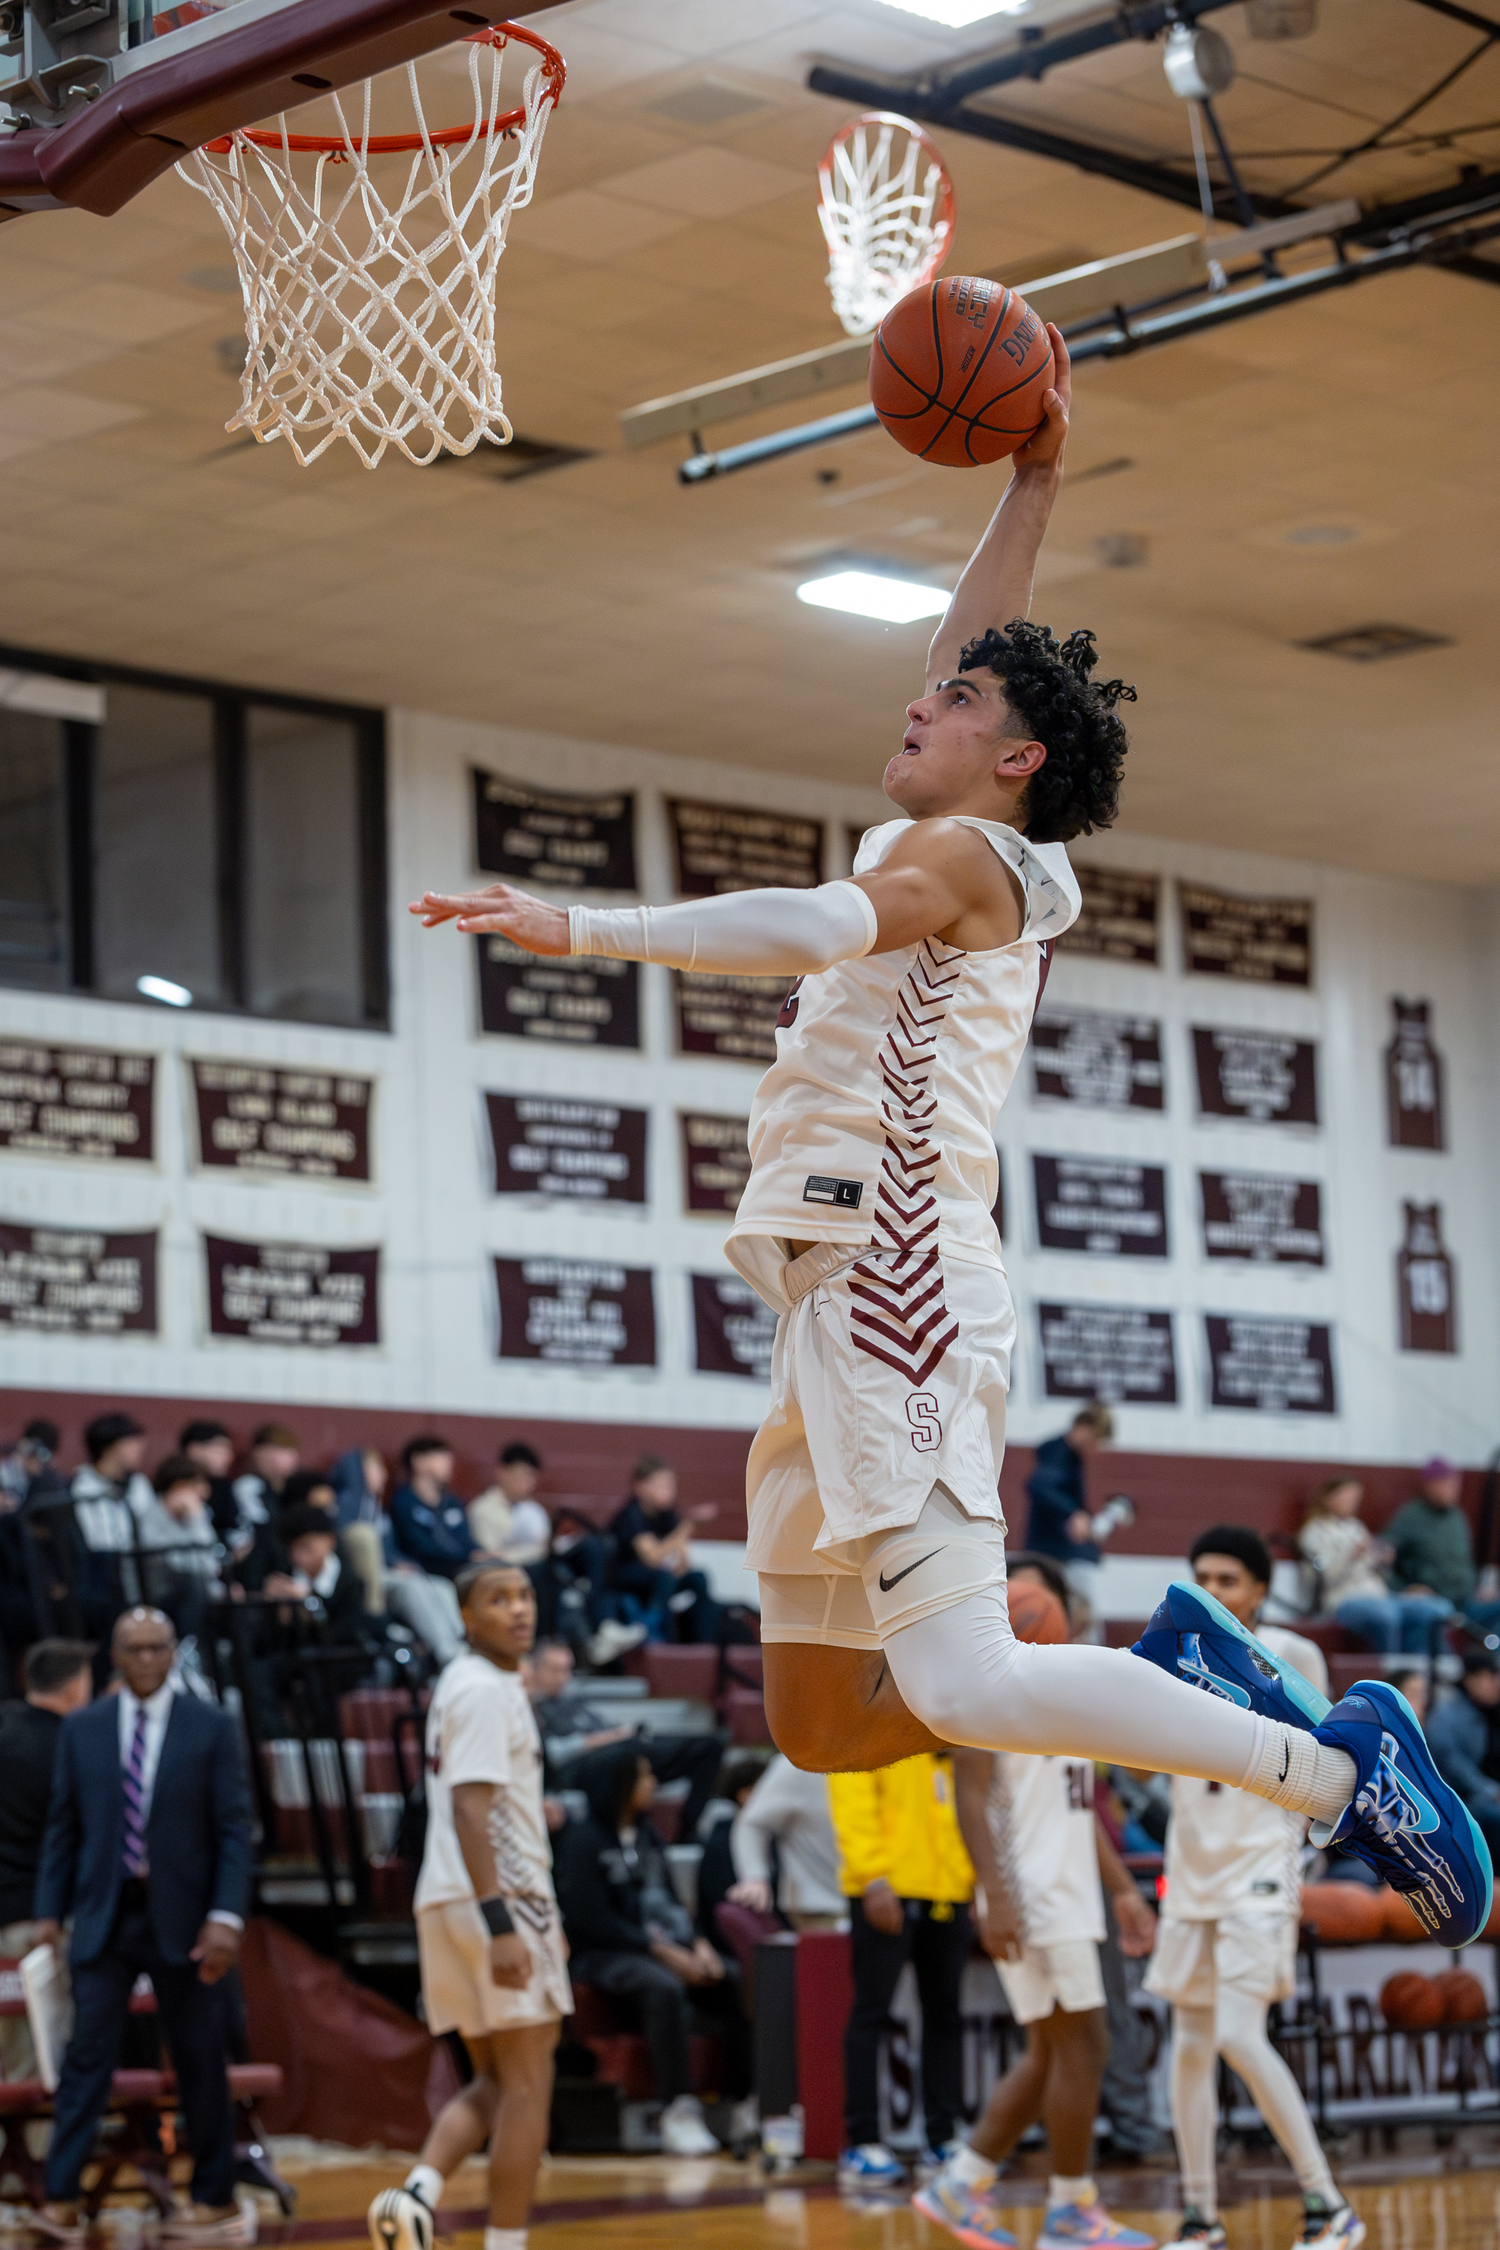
117, 1683, 243, 1930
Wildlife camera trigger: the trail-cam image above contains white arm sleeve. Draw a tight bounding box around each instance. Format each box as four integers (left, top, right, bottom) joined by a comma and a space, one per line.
568, 880, 879, 976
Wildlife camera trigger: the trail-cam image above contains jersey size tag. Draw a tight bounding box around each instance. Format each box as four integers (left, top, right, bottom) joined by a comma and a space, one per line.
803, 1175, 863, 1209
1251, 1879, 1280, 1894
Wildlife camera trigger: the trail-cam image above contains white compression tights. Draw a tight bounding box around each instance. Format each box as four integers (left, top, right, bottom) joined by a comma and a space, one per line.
880, 1581, 1355, 1820
1171, 1993, 1337, 2218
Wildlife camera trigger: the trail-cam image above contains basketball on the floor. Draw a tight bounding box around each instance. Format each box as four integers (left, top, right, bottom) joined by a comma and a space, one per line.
1434, 1968, 1487, 2024
1008, 1578, 1069, 1645
1380, 1971, 1446, 2031
869, 276, 1054, 467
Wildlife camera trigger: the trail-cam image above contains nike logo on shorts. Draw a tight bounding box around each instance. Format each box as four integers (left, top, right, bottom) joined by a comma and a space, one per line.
878, 1549, 942, 1594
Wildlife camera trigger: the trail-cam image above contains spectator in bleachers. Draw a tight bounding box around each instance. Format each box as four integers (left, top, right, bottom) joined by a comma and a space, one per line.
728, 1754, 844, 1931
392, 1436, 476, 1581
276, 1468, 341, 1534
526, 1637, 727, 1841
1024, 1402, 1113, 1590
827, 1753, 973, 2185
554, 1741, 749, 2155
177, 1422, 239, 1547
249, 1505, 373, 1734
1426, 1653, 1500, 1852
328, 1446, 392, 1618
137, 1456, 223, 1645
697, 1755, 770, 1941
606, 1455, 720, 1646
261, 1506, 369, 1645
70, 1412, 153, 1616
230, 1422, 300, 1562
1, 1418, 61, 1513
0, 1639, 94, 2082
1385, 1457, 1500, 1637
468, 1442, 554, 1565
528, 1507, 644, 1668
1298, 1476, 1453, 1653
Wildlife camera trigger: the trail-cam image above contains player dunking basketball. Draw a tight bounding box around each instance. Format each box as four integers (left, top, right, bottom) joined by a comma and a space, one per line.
414, 327, 1490, 1947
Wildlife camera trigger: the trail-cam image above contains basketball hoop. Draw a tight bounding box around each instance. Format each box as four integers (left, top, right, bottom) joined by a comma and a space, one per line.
178, 22, 564, 468
817, 112, 956, 339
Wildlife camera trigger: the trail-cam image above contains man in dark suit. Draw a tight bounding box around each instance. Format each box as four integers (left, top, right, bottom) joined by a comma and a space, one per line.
33, 1608, 254, 2245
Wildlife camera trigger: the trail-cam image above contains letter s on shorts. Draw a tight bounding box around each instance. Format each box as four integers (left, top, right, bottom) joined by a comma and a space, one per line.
906, 1392, 942, 1452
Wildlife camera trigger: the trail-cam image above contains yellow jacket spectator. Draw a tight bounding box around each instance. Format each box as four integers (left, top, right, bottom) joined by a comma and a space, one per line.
828, 1753, 975, 1902
827, 1755, 974, 2177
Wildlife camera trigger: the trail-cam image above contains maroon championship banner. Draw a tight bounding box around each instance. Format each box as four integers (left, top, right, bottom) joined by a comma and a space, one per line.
1193, 1027, 1318, 1126
477, 936, 640, 1049
0, 1223, 157, 1336
472, 767, 636, 891
191, 1060, 372, 1180
1037, 1302, 1178, 1403
681, 1113, 752, 1216
1180, 883, 1313, 986
1200, 1172, 1324, 1265
675, 971, 791, 1064
486, 1094, 647, 1203
1032, 1010, 1165, 1112
1060, 865, 1160, 964
205, 1236, 380, 1347
692, 1274, 778, 1380
0, 1041, 154, 1164
669, 798, 823, 897
1397, 1202, 1457, 1353
1032, 1156, 1169, 1259
494, 1256, 656, 1367
1206, 1315, 1336, 1414
1386, 999, 1446, 1150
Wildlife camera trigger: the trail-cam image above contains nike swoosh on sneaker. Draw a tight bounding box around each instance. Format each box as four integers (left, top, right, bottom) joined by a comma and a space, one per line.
878, 1549, 942, 1594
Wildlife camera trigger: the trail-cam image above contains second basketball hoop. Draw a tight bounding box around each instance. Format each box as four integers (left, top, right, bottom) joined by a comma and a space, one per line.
817, 111, 956, 339
180, 22, 565, 469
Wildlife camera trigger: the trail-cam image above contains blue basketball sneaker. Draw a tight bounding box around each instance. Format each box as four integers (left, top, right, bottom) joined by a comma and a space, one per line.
1130, 1580, 1332, 1729
1311, 1679, 1493, 1948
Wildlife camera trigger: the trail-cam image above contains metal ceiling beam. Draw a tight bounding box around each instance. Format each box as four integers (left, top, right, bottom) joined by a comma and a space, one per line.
677, 214, 1500, 482
805, 61, 1295, 221
909, 0, 1239, 107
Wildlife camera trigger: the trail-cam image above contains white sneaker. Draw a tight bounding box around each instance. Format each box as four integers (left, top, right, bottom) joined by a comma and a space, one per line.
659, 2094, 719, 2156
587, 1619, 648, 1665
368, 2188, 435, 2250
1299, 2205, 1365, 2250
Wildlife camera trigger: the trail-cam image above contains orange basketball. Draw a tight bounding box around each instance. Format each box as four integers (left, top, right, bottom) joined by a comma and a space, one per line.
1380, 1971, 1445, 2032
869, 276, 1055, 467
1433, 1968, 1487, 2025
1008, 1578, 1069, 1646
1299, 1882, 1387, 1945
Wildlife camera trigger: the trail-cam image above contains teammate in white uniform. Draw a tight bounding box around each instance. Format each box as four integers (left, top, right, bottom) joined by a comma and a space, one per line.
1144, 1530, 1362, 2250
369, 1565, 569, 2250
407, 333, 1398, 1878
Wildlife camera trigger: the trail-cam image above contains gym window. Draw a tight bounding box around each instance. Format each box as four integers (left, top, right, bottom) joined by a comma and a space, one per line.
0, 649, 388, 1032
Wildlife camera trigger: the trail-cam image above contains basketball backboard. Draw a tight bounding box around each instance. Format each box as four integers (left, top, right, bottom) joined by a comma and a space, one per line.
0, 0, 567, 217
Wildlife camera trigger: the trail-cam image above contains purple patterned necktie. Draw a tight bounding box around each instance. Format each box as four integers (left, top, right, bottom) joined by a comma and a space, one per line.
121, 1709, 149, 1878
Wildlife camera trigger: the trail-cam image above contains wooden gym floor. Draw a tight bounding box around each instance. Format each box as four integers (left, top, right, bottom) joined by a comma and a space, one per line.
248, 2139, 1500, 2250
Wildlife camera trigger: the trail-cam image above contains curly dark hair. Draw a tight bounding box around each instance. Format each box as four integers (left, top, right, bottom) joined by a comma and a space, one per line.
958, 620, 1135, 844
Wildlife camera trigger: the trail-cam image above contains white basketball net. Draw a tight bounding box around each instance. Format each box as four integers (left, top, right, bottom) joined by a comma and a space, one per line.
178, 35, 558, 468
818, 111, 956, 338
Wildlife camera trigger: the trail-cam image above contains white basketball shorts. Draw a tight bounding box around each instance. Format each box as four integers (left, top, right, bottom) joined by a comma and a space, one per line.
997, 1937, 1106, 2026
740, 1236, 1014, 1649
1143, 1912, 1299, 2010
418, 1897, 572, 2038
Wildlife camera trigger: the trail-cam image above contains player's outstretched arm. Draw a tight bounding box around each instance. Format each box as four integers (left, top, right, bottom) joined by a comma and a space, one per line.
924, 324, 1070, 693
412, 818, 1023, 969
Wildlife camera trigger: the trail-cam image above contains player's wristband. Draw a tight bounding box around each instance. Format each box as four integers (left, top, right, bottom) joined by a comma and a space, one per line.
567, 881, 877, 976
478, 1896, 515, 1937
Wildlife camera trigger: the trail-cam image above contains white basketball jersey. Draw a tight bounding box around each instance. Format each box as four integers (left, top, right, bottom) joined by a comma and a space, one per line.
989, 1751, 1105, 1951
1161, 1626, 1329, 1923
729, 818, 1080, 1262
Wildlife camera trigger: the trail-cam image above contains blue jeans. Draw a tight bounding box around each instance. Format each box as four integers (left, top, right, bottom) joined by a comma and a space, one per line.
1335, 1592, 1452, 1655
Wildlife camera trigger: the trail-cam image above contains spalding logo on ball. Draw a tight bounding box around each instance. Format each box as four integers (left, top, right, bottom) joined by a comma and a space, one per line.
870, 275, 1054, 467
